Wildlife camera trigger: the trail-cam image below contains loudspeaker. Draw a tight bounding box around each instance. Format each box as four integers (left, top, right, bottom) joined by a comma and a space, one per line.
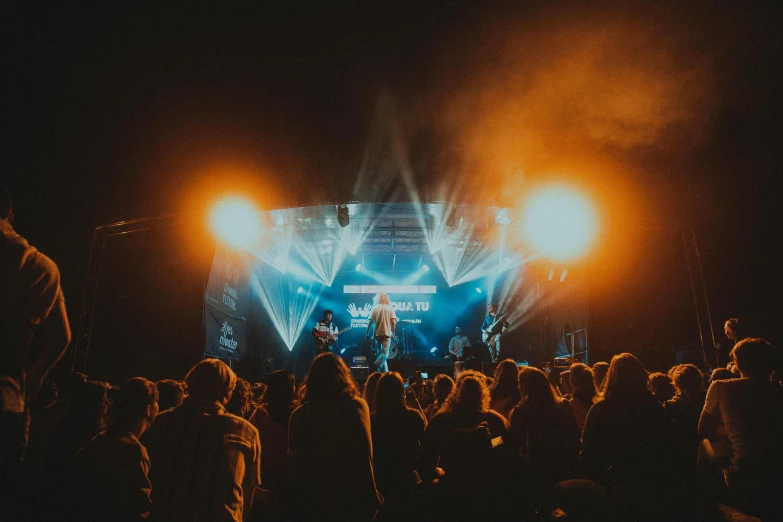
466, 343, 492, 362
420, 359, 453, 379
481, 362, 499, 377
351, 366, 370, 381
388, 357, 420, 379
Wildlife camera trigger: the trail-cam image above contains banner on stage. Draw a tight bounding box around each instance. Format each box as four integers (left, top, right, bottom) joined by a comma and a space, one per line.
204, 246, 251, 321
204, 305, 247, 360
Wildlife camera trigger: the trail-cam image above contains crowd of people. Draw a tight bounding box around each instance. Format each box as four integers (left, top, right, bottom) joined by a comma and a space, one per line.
3, 188, 783, 521
0, 344, 780, 521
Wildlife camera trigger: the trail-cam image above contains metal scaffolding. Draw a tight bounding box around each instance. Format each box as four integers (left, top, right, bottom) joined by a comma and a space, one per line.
639, 219, 717, 367
71, 213, 185, 373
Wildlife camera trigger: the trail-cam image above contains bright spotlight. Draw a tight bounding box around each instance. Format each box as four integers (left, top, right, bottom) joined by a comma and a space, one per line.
560, 269, 568, 282
297, 286, 304, 294
430, 347, 438, 353
337, 205, 350, 228
356, 263, 362, 271
340, 348, 346, 354
208, 197, 261, 249
522, 187, 597, 261
422, 264, 430, 272
475, 287, 482, 293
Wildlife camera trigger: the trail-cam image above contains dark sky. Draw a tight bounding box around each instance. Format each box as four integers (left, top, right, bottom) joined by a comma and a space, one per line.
2, 1, 781, 372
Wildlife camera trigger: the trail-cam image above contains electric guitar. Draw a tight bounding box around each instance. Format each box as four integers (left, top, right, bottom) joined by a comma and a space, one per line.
314, 327, 351, 352
481, 313, 509, 345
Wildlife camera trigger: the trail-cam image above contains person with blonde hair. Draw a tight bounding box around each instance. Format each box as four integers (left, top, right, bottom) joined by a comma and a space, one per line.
366, 293, 397, 373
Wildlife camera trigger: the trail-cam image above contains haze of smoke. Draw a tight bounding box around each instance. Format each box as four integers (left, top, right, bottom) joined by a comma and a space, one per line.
420, 7, 719, 203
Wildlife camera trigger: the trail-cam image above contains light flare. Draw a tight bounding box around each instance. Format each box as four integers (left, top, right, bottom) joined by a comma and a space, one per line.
522, 187, 597, 261
208, 197, 261, 250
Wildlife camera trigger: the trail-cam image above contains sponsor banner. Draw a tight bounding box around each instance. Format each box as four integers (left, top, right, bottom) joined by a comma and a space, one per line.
204, 246, 251, 320
344, 298, 431, 329
204, 305, 247, 360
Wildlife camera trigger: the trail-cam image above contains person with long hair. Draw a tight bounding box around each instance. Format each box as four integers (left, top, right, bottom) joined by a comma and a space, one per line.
662, 363, 706, 496
564, 353, 678, 520
567, 363, 597, 431
509, 366, 580, 510
488, 359, 521, 421
249, 370, 297, 494
288, 353, 380, 521
362, 371, 382, 414
366, 293, 397, 373
591, 361, 609, 394
424, 374, 454, 420
419, 371, 511, 520
371, 372, 427, 520
225, 377, 253, 418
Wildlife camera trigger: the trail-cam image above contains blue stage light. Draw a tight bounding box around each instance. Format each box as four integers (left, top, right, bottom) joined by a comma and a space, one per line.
475, 287, 482, 293
356, 263, 362, 271
340, 348, 346, 354
422, 264, 430, 272
430, 347, 438, 353
297, 287, 304, 294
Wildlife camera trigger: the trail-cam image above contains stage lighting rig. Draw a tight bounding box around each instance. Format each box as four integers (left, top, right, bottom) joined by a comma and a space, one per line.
337, 205, 350, 227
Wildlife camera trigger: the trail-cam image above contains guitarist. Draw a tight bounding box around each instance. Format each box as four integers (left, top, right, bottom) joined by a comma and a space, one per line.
481, 303, 509, 363
312, 309, 340, 354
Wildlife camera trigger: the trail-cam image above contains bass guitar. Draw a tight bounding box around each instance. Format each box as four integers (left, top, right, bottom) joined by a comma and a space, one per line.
314, 327, 351, 353
481, 313, 508, 361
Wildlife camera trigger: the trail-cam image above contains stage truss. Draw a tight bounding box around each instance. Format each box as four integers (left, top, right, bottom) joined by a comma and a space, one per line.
71, 202, 716, 372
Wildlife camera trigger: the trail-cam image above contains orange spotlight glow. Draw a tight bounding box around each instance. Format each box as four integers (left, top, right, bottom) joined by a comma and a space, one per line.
208, 197, 261, 250
522, 186, 597, 261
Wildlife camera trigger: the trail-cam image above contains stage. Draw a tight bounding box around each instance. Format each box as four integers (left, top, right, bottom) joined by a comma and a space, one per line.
203, 202, 589, 379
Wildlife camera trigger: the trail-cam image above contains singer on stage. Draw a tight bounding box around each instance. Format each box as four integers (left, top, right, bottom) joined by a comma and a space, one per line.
366, 293, 397, 373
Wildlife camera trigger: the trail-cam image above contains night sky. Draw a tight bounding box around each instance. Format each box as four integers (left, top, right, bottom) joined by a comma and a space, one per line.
2, 2, 781, 377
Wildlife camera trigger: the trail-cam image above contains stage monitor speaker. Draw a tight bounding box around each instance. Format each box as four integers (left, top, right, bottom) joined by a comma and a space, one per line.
419, 360, 453, 380
481, 362, 499, 377
421, 357, 452, 367
351, 366, 370, 381
466, 343, 492, 363
388, 357, 420, 378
